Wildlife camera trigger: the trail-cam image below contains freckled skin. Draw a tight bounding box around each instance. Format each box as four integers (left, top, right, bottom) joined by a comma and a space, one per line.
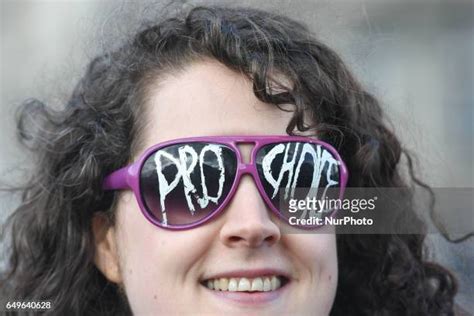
111, 61, 338, 315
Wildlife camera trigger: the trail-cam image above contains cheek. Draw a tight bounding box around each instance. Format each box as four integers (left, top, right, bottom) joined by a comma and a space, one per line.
113, 193, 214, 314
287, 230, 338, 278
285, 231, 338, 314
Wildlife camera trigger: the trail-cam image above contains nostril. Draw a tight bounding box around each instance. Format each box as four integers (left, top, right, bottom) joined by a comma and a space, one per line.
264, 235, 276, 243
222, 221, 281, 247
225, 233, 275, 247
228, 236, 242, 243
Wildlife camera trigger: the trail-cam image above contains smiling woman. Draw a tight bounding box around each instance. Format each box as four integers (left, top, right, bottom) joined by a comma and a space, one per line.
96, 60, 341, 315
0, 4, 457, 316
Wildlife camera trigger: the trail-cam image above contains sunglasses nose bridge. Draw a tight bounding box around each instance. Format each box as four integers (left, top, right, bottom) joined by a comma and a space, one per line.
235, 163, 262, 191
237, 162, 258, 176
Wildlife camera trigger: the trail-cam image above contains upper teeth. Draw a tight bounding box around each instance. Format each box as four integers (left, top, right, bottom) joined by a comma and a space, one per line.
205, 276, 282, 292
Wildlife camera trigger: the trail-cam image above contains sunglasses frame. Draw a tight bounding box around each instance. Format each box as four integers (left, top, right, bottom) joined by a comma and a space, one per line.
103, 135, 348, 230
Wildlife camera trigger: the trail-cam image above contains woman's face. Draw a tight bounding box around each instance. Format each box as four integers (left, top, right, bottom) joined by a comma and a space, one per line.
95, 60, 338, 315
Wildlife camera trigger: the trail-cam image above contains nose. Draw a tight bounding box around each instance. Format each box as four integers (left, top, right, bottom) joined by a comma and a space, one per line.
219, 175, 281, 248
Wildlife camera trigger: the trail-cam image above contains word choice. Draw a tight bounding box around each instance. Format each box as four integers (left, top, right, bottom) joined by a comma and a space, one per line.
261, 142, 339, 199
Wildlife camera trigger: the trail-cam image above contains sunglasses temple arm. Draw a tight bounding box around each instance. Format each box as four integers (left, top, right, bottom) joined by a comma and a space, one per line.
102, 163, 137, 191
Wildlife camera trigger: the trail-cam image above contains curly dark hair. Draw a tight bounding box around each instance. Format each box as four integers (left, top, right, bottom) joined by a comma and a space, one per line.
0, 4, 458, 315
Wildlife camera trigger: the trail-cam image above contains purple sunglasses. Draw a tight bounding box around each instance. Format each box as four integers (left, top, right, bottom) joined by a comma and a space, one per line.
102, 135, 348, 230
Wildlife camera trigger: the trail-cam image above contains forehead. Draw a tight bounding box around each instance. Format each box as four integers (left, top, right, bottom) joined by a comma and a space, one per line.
139, 60, 294, 151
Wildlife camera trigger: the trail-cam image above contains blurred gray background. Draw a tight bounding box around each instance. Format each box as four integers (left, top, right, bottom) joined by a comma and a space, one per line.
1, 0, 473, 313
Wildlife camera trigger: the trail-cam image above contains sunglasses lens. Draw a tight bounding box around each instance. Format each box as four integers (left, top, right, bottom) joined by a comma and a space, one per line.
140, 143, 237, 227
256, 142, 341, 222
